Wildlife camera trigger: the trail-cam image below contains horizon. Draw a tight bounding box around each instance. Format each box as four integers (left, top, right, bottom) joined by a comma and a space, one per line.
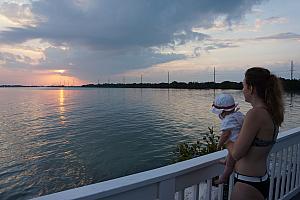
0, 0, 300, 85
1, 76, 299, 88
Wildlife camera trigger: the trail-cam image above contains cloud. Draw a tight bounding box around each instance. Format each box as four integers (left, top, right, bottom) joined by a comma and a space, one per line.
0, 0, 265, 47
0, 51, 36, 67
211, 32, 300, 45
193, 47, 201, 57
203, 42, 239, 51
0, 0, 266, 81
14, 45, 185, 81
255, 16, 288, 29
193, 15, 289, 34
0, 2, 37, 27
0, 39, 48, 67
255, 32, 300, 40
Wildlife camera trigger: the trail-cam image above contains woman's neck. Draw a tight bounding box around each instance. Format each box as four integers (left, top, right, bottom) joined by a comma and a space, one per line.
250, 97, 266, 108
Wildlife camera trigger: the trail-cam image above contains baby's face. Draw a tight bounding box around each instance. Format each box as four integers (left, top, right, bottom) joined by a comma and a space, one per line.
219, 112, 226, 120
220, 109, 235, 119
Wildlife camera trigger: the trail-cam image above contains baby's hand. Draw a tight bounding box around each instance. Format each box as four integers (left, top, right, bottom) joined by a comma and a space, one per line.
219, 130, 231, 148
217, 142, 223, 149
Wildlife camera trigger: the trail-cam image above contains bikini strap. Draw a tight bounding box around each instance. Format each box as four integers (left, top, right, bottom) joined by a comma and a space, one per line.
252, 113, 278, 147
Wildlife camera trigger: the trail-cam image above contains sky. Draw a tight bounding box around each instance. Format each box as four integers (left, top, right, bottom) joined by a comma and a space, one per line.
0, 0, 299, 85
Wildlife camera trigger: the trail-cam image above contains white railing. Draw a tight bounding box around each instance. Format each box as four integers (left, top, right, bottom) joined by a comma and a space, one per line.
268, 127, 300, 200
32, 127, 300, 200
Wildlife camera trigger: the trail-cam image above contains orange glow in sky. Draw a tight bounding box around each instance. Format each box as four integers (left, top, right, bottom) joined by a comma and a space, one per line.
39, 74, 86, 86
0, 67, 87, 85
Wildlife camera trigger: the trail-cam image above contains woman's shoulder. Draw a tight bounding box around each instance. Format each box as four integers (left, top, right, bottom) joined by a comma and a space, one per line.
245, 107, 270, 122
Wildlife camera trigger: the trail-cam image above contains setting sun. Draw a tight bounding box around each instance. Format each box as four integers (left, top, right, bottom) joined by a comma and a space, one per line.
54, 69, 66, 74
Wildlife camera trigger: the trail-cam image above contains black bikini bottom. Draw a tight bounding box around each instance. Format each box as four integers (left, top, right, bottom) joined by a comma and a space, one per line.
234, 171, 270, 199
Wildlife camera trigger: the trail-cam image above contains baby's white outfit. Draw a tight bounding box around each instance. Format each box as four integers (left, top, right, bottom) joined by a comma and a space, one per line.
220, 111, 244, 142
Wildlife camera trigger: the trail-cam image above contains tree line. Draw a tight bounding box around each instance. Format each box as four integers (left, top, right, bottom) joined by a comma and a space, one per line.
82, 78, 300, 91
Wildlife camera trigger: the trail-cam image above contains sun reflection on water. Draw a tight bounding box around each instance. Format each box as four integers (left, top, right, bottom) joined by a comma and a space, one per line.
59, 89, 66, 124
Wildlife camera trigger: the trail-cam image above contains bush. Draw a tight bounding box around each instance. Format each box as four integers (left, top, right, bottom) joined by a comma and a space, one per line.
173, 127, 219, 162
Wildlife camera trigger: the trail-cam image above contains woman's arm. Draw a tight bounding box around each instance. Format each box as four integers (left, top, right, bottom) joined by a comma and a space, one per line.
226, 109, 261, 161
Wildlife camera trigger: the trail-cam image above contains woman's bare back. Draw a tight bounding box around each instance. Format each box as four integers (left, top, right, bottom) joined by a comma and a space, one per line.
235, 107, 278, 176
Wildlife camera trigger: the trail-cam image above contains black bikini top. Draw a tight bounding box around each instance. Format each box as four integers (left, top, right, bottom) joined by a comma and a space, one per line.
252, 119, 278, 147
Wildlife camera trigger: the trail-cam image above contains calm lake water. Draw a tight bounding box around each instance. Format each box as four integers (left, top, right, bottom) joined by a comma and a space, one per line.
0, 87, 299, 200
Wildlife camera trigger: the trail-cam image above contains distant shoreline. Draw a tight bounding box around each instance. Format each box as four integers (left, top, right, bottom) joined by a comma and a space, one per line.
1, 78, 300, 91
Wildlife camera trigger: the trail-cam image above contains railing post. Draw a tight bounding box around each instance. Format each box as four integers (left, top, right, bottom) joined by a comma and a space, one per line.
228, 174, 234, 199
291, 144, 297, 190
286, 146, 293, 193
280, 148, 288, 198
192, 184, 199, 200
217, 183, 224, 200
159, 178, 175, 200
296, 144, 300, 187
275, 149, 283, 199
269, 153, 277, 200
177, 190, 184, 200
206, 179, 212, 200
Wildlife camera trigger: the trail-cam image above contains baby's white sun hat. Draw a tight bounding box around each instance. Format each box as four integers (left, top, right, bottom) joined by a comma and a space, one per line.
211, 93, 238, 115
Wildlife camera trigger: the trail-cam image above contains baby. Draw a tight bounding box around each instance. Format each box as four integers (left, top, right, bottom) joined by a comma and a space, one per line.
211, 93, 244, 184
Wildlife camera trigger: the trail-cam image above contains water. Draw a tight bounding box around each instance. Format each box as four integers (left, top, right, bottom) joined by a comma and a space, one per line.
0, 88, 299, 200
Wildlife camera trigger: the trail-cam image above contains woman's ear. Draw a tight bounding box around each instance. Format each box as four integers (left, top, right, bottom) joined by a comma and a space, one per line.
249, 85, 253, 94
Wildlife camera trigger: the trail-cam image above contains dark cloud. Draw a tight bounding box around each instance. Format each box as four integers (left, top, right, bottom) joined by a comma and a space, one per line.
0, 0, 265, 80
0, 0, 265, 48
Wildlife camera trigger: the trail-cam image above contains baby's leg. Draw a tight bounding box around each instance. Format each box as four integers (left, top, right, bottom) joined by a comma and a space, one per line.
215, 153, 235, 184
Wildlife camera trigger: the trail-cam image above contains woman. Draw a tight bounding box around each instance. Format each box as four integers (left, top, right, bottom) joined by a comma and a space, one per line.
226, 67, 284, 200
